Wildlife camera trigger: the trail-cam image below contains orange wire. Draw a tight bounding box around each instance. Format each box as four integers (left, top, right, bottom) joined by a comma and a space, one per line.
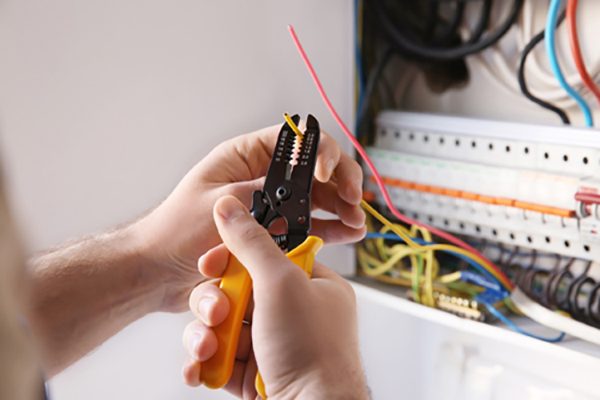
287, 25, 514, 291
566, 0, 600, 107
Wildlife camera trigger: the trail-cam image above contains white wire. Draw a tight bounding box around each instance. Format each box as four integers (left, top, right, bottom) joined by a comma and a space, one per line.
471, 49, 584, 109
470, 0, 600, 110
511, 288, 600, 346
397, 1, 600, 111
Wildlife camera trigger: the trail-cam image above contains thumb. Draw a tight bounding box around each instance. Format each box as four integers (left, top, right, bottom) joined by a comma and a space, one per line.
225, 177, 265, 208
213, 195, 291, 285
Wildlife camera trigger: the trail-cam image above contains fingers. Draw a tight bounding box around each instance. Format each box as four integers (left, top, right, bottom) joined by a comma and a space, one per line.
198, 246, 255, 323
314, 131, 342, 183
182, 320, 252, 387
236, 324, 252, 361
213, 196, 299, 287
310, 219, 366, 245
242, 353, 259, 400
182, 358, 201, 387
224, 355, 258, 400
232, 124, 362, 203
313, 181, 365, 229
314, 134, 363, 207
188, 281, 230, 326
332, 152, 363, 205
181, 321, 256, 390
182, 320, 218, 363
198, 244, 230, 278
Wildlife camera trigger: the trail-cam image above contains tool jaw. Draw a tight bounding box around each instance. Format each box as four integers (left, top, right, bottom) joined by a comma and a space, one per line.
249, 114, 321, 252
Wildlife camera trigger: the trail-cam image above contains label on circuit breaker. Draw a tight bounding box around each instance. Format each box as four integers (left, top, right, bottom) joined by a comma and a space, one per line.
580, 217, 600, 243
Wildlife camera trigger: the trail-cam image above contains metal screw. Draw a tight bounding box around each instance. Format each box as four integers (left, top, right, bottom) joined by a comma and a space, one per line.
276, 186, 289, 200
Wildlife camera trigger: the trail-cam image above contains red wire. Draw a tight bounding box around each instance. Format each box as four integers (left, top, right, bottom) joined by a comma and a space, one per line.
567, 0, 600, 107
287, 25, 514, 290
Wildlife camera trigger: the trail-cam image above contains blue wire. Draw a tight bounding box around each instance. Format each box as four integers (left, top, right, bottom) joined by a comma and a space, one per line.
364, 232, 505, 290
481, 301, 566, 343
354, 0, 365, 135
546, 0, 593, 127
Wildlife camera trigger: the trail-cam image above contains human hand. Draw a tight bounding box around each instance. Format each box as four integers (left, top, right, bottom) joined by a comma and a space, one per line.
181, 196, 369, 399
133, 123, 365, 312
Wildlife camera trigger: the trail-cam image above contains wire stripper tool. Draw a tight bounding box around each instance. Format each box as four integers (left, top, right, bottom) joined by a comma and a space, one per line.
199, 114, 323, 398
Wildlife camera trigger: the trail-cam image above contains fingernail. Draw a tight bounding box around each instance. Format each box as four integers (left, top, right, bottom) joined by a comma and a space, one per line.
197, 253, 206, 268
198, 297, 217, 325
216, 197, 246, 221
326, 159, 335, 179
348, 183, 363, 205
191, 332, 204, 360
357, 208, 366, 226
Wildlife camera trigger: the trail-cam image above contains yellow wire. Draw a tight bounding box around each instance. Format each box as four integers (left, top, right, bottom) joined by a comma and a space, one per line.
366, 220, 438, 306
357, 246, 415, 276
283, 113, 304, 140
439, 271, 462, 284
359, 216, 445, 306
368, 223, 424, 301
361, 200, 420, 247
360, 200, 512, 290
357, 247, 452, 294
410, 225, 436, 307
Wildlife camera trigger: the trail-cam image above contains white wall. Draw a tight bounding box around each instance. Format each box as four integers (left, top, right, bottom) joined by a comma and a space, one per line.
0, 1, 353, 398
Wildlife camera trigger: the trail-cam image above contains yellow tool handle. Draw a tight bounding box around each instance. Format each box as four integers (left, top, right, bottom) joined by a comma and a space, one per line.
199, 236, 323, 393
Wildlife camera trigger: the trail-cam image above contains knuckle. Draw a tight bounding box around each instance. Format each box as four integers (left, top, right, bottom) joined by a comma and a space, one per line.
338, 277, 356, 299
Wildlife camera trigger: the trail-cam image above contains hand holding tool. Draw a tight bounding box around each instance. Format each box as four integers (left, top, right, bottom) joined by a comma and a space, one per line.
199, 114, 322, 398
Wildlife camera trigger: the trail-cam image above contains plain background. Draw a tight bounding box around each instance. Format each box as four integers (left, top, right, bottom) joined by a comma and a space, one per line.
0, 1, 352, 398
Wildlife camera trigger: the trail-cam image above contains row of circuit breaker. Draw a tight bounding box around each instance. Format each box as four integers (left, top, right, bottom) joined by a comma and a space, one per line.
365, 112, 600, 261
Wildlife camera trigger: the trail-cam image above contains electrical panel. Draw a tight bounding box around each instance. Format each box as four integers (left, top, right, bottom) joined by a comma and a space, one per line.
353, 0, 600, 398
357, 111, 600, 398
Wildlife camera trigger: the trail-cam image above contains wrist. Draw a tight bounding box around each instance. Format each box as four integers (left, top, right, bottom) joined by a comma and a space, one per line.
103, 224, 168, 315
127, 216, 205, 313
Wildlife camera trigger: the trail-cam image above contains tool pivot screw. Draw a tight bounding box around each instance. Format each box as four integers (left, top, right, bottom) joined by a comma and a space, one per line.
276, 186, 290, 200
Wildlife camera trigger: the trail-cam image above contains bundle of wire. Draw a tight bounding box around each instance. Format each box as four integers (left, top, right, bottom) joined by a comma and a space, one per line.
371, 0, 523, 61
354, 0, 508, 138
476, 0, 598, 126
357, 0, 598, 127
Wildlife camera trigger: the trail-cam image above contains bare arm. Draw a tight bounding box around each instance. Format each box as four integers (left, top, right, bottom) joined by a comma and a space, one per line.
28, 226, 167, 375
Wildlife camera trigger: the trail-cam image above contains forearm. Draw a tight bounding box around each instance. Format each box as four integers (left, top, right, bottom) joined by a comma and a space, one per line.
27, 224, 165, 376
